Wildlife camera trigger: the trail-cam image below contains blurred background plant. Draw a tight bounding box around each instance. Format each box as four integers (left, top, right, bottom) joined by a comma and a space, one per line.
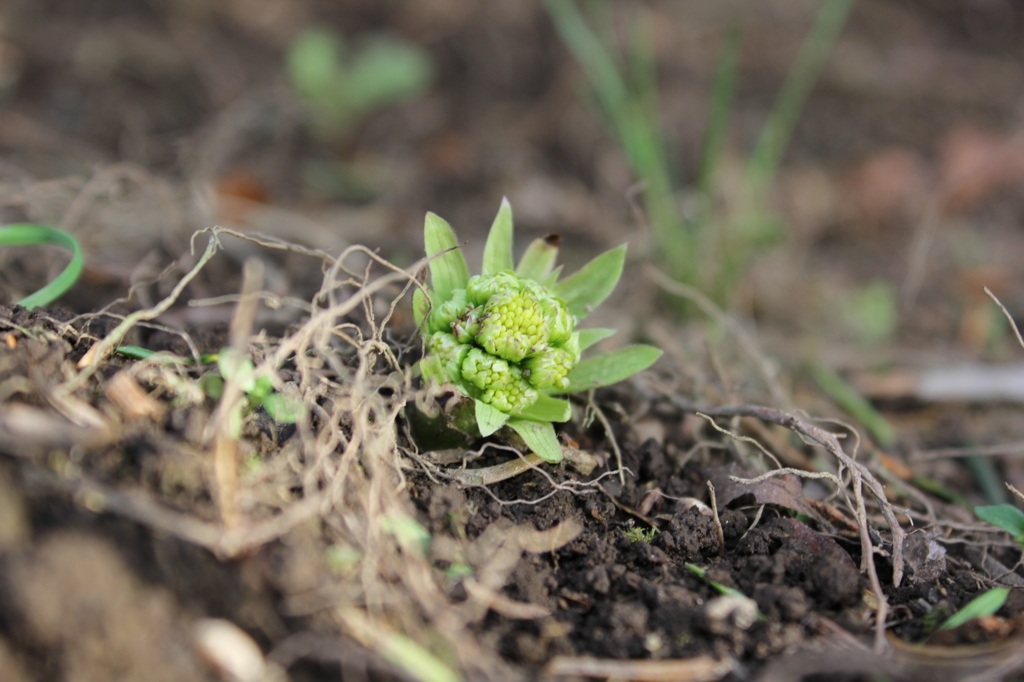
544, 0, 855, 312
286, 27, 435, 201
286, 27, 434, 142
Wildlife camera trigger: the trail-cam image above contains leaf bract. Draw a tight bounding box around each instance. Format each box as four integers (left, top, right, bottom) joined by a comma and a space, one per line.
554, 244, 626, 318
424, 212, 470, 304
508, 418, 563, 463
482, 197, 515, 276
565, 344, 661, 392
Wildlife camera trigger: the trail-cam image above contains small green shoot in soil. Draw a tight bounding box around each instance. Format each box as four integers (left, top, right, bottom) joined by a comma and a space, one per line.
287, 27, 433, 140
841, 280, 898, 345
200, 348, 300, 436
975, 504, 1024, 547
381, 631, 459, 682
622, 524, 659, 543
544, 0, 855, 309
414, 198, 662, 462
0, 223, 84, 310
115, 345, 220, 365
326, 545, 363, 576
685, 562, 766, 621
380, 514, 432, 558
939, 587, 1010, 631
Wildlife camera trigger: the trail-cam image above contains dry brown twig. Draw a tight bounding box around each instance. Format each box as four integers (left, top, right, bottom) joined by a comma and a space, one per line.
11, 223, 516, 679
673, 398, 904, 652
706, 480, 725, 557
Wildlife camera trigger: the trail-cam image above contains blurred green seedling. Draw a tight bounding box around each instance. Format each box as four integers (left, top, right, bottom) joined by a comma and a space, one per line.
0, 223, 84, 309
544, 0, 854, 310
118, 346, 300, 437
685, 562, 766, 621
200, 348, 301, 437
622, 524, 659, 543
975, 504, 1024, 548
287, 27, 433, 139
938, 587, 1010, 631
842, 280, 898, 345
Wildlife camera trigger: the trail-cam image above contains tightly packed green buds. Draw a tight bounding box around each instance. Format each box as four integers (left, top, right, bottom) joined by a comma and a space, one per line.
414, 198, 662, 463
426, 271, 579, 411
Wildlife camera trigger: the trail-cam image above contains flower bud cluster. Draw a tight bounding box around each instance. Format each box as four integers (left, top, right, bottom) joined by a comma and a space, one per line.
426, 272, 579, 413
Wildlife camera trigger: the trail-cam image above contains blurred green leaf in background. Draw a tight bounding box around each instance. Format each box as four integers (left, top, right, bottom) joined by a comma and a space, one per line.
287, 28, 434, 140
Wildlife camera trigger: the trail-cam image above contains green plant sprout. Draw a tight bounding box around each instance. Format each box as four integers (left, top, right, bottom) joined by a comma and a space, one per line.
287, 27, 433, 139
414, 198, 661, 463
0, 223, 84, 310
200, 348, 300, 436
975, 504, 1024, 548
622, 525, 659, 543
115, 345, 220, 365
544, 0, 854, 308
938, 587, 1010, 631
685, 562, 766, 621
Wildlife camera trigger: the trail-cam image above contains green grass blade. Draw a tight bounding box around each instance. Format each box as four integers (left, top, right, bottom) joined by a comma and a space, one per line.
423, 212, 470, 304
698, 27, 742, 196
685, 563, 766, 620
807, 360, 897, 447
544, 0, 690, 285
747, 0, 855, 197
381, 632, 460, 682
543, 0, 628, 126
939, 588, 1010, 630
966, 454, 1008, 505
482, 197, 514, 276
0, 223, 84, 310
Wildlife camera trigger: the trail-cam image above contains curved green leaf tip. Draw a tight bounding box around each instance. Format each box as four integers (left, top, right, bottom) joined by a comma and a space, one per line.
0, 223, 84, 310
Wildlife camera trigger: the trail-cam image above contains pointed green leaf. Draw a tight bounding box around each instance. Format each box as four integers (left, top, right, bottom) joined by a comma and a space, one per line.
517, 394, 571, 422
424, 212, 470, 304
516, 234, 560, 282
381, 631, 460, 682
565, 344, 662, 392
976, 505, 1024, 544
553, 244, 626, 318
577, 328, 616, 351
940, 588, 1010, 630
218, 349, 257, 393
413, 287, 430, 327
543, 264, 564, 288
475, 399, 510, 436
482, 197, 515, 276
251, 375, 274, 402
263, 392, 301, 423
508, 418, 563, 463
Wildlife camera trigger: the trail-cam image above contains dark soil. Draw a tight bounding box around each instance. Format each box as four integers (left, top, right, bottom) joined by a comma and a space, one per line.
4, 1, 1024, 681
